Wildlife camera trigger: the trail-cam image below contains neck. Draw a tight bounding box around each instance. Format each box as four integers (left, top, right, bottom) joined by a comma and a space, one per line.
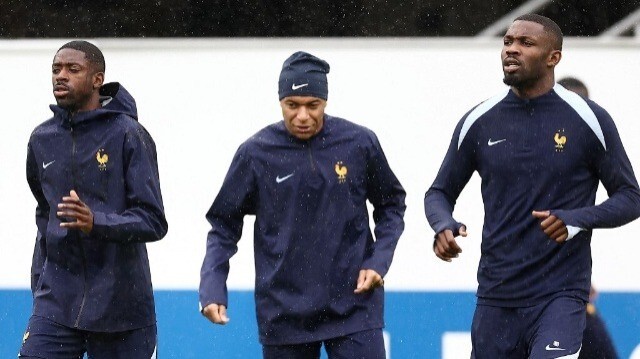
511, 74, 555, 99
69, 94, 101, 116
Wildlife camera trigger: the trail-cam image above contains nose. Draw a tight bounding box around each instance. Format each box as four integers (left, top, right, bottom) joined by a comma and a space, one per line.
296, 106, 310, 122
505, 44, 520, 56
55, 68, 69, 83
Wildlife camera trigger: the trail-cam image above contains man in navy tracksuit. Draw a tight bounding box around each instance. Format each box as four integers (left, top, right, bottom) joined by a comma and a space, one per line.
20, 41, 167, 359
425, 15, 640, 359
199, 51, 406, 358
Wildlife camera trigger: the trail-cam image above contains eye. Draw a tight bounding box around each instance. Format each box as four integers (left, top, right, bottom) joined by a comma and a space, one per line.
52, 68, 60, 74
503, 39, 512, 45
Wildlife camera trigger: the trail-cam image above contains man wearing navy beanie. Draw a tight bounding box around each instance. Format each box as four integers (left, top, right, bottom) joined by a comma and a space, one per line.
200, 51, 406, 359
278, 51, 330, 101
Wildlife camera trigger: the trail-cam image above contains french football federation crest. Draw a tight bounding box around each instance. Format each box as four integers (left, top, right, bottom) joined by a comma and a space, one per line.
554, 130, 567, 152
96, 149, 109, 170
334, 161, 348, 183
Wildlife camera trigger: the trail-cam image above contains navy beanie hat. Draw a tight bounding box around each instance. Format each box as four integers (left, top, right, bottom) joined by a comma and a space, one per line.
278, 51, 330, 100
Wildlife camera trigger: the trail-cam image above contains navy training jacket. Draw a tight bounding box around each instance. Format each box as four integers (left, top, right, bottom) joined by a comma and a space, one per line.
425, 84, 640, 307
199, 116, 406, 345
27, 83, 168, 332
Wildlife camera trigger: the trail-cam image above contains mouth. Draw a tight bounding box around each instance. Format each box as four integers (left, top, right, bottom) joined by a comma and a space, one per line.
53, 84, 70, 97
503, 58, 521, 73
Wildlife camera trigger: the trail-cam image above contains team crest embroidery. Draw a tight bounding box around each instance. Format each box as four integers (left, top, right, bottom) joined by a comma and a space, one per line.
334, 161, 348, 183
554, 129, 567, 152
96, 149, 109, 170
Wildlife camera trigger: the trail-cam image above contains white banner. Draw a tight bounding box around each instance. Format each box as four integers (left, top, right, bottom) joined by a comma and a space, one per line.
2, 38, 639, 290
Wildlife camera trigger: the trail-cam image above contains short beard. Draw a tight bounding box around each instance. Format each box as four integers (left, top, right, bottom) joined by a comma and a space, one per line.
503, 73, 521, 87
56, 90, 93, 114
55, 99, 79, 113
503, 73, 538, 89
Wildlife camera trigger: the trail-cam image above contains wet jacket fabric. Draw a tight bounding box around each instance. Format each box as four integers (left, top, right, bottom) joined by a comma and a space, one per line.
425, 84, 640, 307
27, 83, 168, 332
199, 115, 406, 345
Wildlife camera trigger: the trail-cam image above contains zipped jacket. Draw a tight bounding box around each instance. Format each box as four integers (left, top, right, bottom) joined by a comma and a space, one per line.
27, 82, 168, 332
200, 116, 406, 345
425, 85, 640, 307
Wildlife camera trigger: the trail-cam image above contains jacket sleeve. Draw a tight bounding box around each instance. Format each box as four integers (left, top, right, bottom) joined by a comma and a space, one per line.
553, 110, 640, 229
424, 118, 476, 237
26, 142, 49, 295
199, 145, 256, 309
361, 131, 406, 277
91, 125, 168, 243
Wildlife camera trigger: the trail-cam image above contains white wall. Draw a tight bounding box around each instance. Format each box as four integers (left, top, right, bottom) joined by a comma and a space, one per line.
1, 38, 639, 291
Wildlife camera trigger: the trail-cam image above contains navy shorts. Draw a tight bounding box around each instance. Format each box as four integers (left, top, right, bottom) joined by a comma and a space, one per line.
262, 328, 385, 359
19, 315, 157, 359
471, 296, 586, 359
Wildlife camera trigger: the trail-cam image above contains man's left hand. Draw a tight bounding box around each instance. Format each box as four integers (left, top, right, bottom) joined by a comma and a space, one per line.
532, 210, 568, 243
58, 190, 94, 234
354, 269, 384, 294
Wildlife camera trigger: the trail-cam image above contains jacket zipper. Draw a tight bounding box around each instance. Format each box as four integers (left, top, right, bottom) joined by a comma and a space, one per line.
70, 123, 89, 328
307, 142, 316, 172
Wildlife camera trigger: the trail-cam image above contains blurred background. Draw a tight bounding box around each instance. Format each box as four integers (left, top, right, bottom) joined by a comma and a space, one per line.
1, 1, 640, 358
1, 0, 639, 37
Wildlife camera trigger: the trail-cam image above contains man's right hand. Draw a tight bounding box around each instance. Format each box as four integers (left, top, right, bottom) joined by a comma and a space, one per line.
433, 227, 466, 262
202, 303, 230, 325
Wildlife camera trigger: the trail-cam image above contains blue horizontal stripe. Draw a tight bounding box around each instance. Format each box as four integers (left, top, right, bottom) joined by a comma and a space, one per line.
1, 290, 638, 358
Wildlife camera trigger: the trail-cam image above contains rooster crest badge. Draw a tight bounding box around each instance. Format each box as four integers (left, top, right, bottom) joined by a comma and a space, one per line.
554, 130, 567, 152
334, 161, 348, 183
96, 149, 109, 170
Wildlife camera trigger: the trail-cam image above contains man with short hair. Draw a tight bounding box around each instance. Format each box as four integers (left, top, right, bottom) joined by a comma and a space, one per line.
558, 76, 589, 99
20, 40, 167, 358
425, 15, 640, 358
199, 51, 406, 359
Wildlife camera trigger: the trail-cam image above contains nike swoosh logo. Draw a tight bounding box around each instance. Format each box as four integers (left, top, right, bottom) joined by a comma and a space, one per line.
545, 345, 566, 351
42, 160, 55, 169
291, 83, 308, 90
487, 138, 506, 146
276, 173, 295, 184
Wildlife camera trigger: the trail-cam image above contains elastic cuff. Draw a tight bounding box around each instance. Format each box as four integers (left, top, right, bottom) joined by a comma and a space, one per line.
90, 211, 108, 239
566, 225, 584, 241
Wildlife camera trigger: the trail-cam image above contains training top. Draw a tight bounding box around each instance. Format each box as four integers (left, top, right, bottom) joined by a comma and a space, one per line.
28, 83, 168, 332
199, 115, 406, 345
425, 84, 640, 307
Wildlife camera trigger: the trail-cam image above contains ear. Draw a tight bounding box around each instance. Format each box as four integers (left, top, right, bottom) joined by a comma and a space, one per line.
547, 50, 561, 68
93, 72, 105, 90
